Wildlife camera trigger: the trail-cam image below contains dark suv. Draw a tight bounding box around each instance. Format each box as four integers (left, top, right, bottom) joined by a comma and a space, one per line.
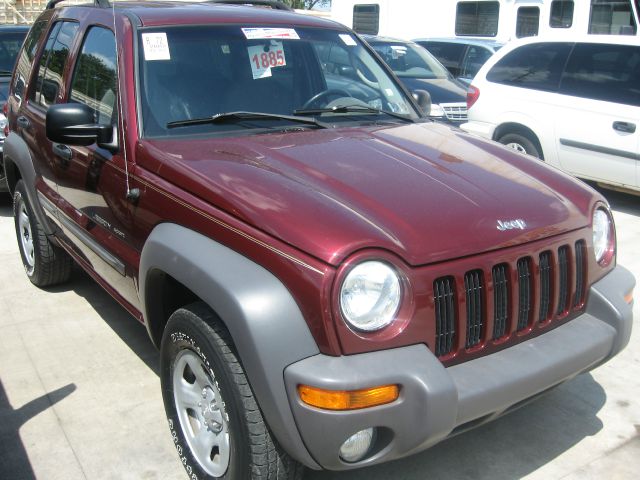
3, 1, 634, 479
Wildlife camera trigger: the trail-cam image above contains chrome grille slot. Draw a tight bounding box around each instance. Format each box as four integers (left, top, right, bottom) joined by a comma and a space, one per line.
517, 257, 532, 331
434, 277, 456, 356
464, 270, 484, 348
492, 264, 509, 339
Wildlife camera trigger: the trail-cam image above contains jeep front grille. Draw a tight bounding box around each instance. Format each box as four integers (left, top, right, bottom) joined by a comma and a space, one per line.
433, 241, 588, 360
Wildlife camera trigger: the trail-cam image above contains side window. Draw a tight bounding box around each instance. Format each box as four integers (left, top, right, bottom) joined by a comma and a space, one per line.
589, 0, 637, 35
559, 43, 640, 106
353, 4, 380, 35
31, 21, 79, 109
13, 20, 47, 99
455, 1, 500, 37
420, 42, 465, 75
70, 27, 117, 126
486, 42, 572, 92
550, 0, 574, 28
461, 45, 493, 79
516, 7, 540, 38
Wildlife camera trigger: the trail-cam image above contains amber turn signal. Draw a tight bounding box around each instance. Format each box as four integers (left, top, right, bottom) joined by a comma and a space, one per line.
298, 384, 399, 411
624, 288, 634, 304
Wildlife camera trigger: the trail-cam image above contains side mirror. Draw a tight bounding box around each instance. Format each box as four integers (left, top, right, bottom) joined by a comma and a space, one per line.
412, 89, 431, 116
46, 103, 114, 148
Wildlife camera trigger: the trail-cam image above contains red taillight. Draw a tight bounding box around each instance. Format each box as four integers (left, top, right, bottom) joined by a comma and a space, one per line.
466, 85, 480, 109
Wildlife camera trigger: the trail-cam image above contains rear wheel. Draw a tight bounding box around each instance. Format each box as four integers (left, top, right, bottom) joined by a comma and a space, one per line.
13, 180, 72, 287
160, 302, 304, 480
498, 132, 542, 159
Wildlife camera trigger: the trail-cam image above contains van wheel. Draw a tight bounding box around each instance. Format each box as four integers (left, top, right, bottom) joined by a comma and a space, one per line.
13, 180, 72, 287
161, 302, 304, 480
498, 133, 542, 159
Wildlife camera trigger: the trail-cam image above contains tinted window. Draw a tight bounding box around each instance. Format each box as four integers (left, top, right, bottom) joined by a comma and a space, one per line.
418, 41, 466, 75
0, 31, 27, 72
370, 42, 450, 79
353, 4, 380, 35
486, 42, 572, 92
550, 0, 574, 28
31, 21, 79, 109
70, 27, 117, 125
456, 1, 500, 37
13, 21, 47, 99
516, 7, 540, 38
461, 45, 493, 78
560, 43, 640, 106
589, 0, 637, 35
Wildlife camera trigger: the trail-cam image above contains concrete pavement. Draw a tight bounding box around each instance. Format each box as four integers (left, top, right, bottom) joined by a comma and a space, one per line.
0, 187, 638, 480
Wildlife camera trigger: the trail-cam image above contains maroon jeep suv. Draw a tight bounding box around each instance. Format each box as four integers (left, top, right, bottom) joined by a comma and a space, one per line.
3, 1, 635, 479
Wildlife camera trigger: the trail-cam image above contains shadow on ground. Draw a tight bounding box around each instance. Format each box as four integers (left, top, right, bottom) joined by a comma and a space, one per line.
592, 184, 640, 217
0, 194, 12, 218
0, 380, 76, 480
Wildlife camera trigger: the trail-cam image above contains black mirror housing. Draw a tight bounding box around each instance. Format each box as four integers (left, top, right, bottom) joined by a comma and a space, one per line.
412, 89, 432, 116
46, 103, 114, 147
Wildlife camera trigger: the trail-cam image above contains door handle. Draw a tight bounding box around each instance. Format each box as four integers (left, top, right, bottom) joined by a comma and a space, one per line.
613, 121, 636, 133
17, 116, 30, 129
52, 143, 72, 163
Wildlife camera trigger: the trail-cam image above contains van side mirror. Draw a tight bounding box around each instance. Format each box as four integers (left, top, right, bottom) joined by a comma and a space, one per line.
412, 89, 431, 116
46, 103, 114, 149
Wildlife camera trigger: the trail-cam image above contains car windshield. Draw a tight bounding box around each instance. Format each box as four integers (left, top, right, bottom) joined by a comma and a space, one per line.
0, 31, 27, 73
138, 25, 419, 137
369, 41, 450, 80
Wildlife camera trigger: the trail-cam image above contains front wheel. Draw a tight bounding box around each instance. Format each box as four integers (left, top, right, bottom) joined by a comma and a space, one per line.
498, 132, 542, 159
160, 302, 303, 480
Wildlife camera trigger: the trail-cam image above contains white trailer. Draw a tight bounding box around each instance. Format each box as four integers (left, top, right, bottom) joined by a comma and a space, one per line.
331, 0, 640, 42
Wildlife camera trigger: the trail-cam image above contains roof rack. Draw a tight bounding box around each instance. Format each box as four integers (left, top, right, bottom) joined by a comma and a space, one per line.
207, 0, 293, 11
46, 0, 110, 9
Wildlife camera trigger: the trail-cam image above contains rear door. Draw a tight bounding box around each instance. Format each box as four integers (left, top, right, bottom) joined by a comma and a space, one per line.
554, 42, 639, 190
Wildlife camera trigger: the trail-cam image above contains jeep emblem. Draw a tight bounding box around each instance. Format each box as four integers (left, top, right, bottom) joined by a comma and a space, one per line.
497, 219, 527, 231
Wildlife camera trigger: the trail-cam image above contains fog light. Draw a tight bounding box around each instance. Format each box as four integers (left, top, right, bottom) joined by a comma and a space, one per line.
339, 428, 375, 463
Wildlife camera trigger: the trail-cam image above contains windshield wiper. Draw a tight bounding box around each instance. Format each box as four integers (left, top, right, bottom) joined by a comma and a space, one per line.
294, 105, 415, 123
167, 111, 329, 129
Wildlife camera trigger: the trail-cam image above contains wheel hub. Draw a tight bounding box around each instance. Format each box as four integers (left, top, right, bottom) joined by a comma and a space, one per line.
199, 386, 223, 433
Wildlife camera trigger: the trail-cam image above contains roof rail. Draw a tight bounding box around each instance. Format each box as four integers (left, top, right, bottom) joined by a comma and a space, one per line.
207, 0, 294, 11
46, 0, 111, 9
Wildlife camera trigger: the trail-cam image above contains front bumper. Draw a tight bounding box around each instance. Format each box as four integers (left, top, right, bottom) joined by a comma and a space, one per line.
284, 265, 634, 470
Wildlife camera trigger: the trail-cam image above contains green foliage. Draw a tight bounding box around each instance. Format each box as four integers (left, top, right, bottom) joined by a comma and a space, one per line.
282, 0, 330, 10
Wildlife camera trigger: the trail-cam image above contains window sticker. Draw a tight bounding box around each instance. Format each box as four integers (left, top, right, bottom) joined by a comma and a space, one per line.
242, 27, 300, 40
339, 34, 357, 46
247, 41, 286, 80
221, 44, 230, 54
142, 32, 171, 61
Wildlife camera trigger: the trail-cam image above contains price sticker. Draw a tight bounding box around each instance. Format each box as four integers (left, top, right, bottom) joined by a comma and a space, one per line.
141, 32, 171, 61
247, 41, 286, 80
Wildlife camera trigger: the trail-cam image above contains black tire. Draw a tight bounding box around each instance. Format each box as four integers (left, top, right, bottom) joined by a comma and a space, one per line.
160, 302, 304, 480
498, 132, 542, 159
13, 180, 72, 287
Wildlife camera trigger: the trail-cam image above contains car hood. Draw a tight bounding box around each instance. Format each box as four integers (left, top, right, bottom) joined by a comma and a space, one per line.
139, 122, 598, 267
398, 77, 467, 104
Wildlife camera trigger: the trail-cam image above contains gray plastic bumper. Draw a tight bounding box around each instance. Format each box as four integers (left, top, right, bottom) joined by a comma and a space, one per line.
284, 265, 634, 470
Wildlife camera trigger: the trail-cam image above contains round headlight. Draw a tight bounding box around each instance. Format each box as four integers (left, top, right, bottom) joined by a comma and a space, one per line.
340, 261, 401, 332
593, 208, 613, 264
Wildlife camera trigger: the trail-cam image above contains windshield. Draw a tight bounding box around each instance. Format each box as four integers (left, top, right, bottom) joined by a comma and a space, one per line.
369, 41, 450, 80
0, 32, 27, 73
138, 25, 419, 137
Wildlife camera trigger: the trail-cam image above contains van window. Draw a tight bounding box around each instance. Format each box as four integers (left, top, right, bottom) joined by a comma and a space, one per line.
486, 42, 572, 92
560, 43, 640, 106
550, 1, 574, 28
31, 21, 79, 109
589, 0, 637, 35
516, 7, 540, 38
353, 4, 380, 35
456, 1, 500, 37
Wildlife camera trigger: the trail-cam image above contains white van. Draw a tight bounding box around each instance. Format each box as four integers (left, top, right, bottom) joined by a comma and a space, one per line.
461, 35, 640, 194
331, 0, 640, 43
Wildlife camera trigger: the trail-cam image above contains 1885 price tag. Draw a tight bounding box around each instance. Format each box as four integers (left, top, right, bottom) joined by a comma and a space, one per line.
247, 41, 286, 80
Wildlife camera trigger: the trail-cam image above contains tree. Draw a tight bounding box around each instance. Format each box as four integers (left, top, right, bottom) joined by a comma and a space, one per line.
283, 0, 330, 10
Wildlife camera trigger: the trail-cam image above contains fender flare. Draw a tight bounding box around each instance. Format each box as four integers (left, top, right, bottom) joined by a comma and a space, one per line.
4, 132, 57, 235
139, 222, 321, 468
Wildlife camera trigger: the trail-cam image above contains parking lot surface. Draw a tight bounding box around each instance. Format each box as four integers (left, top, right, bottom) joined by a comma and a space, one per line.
0, 187, 638, 480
